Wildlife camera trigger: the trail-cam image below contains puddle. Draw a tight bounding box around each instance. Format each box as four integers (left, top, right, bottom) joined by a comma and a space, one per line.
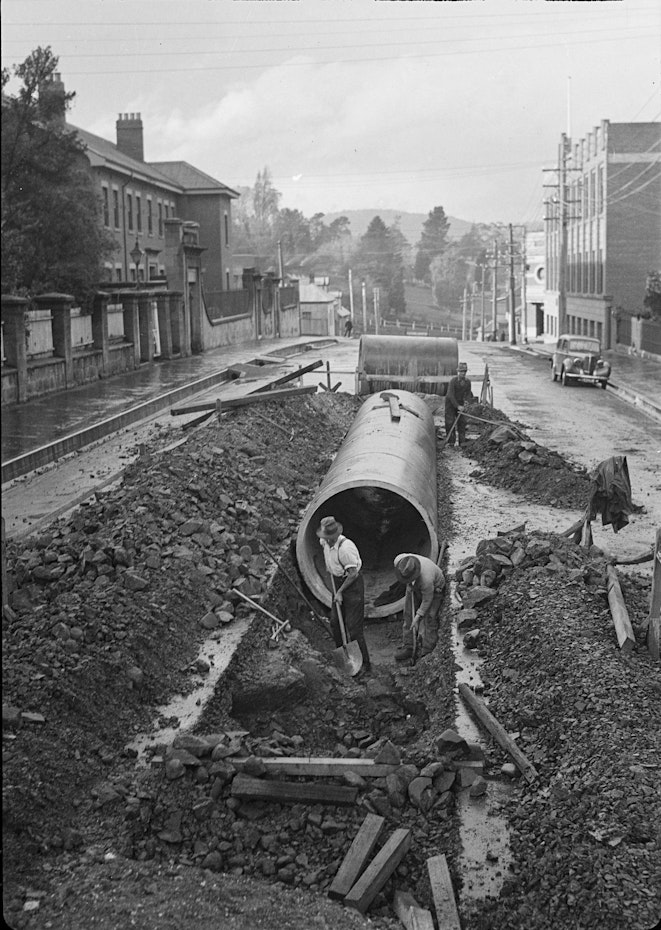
127, 615, 252, 761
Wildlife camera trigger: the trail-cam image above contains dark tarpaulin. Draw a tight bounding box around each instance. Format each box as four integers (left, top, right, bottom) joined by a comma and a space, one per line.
588, 456, 633, 533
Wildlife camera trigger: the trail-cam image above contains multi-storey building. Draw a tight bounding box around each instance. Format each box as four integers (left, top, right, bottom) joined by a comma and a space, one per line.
544, 120, 661, 347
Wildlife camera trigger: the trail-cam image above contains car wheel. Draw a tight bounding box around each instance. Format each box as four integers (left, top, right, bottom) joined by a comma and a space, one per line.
600, 380, 607, 390
561, 368, 571, 386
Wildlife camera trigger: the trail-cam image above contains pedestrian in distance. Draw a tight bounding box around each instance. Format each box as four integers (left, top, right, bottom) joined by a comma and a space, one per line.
444, 361, 475, 447
344, 317, 353, 338
317, 516, 371, 674
393, 553, 446, 662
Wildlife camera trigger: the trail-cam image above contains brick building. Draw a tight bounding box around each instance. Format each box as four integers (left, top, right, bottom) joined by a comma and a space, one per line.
544, 121, 661, 349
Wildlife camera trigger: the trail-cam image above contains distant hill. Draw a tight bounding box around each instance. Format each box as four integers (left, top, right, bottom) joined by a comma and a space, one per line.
321, 209, 474, 247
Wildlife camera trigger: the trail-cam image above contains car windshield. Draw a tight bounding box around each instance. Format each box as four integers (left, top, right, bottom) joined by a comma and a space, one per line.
568, 339, 600, 353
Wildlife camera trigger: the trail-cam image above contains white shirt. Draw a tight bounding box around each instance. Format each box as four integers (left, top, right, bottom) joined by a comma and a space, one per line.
320, 535, 362, 577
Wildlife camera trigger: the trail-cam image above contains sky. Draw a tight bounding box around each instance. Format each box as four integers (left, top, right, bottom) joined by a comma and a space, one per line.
3, 0, 660, 228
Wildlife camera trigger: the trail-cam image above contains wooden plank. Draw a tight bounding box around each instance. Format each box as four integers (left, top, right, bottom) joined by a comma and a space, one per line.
221, 385, 318, 408
251, 359, 323, 393
606, 565, 636, 653
230, 774, 357, 806
427, 855, 462, 930
328, 814, 386, 900
393, 889, 435, 930
344, 828, 412, 914
229, 757, 398, 778
458, 684, 539, 784
649, 529, 661, 661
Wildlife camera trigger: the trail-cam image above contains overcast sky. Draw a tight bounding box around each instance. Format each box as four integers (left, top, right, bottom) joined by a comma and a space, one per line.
3, 0, 660, 226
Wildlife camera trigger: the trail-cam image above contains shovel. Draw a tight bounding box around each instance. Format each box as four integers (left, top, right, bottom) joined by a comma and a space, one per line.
439, 414, 460, 451
330, 574, 363, 677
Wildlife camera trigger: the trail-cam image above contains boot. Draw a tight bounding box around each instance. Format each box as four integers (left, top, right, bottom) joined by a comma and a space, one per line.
395, 645, 413, 662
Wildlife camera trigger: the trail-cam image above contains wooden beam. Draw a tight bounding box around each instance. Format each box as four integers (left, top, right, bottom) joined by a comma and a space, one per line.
606, 565, 636, 653
344, 828, 412, 914
171, 385, 317, 416
229, 757, 399, 778
647, 528, 661, 661
458, 684, 539, 784
251, 359, 323, 393
427, 855, 461, 930
393, 889, 435, 930
230, 774, 357, 806
328, 813, 386, 900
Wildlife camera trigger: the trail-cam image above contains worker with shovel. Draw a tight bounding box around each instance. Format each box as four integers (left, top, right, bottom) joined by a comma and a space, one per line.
317, 516, 371, 677
393, 554, 446, 663
444, 361, 475, 447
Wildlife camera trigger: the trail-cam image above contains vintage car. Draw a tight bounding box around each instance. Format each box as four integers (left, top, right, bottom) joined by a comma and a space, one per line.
551, 335, 611, 388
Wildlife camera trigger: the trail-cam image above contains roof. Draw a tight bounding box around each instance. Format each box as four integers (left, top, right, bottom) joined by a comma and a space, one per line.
71, 124, 181, 191
151, 161, 240, 198
70, 124, 238, 197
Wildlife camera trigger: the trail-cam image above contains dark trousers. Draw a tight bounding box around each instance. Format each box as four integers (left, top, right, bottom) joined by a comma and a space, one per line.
444, 407, 466, 445
329, 573, 370, 668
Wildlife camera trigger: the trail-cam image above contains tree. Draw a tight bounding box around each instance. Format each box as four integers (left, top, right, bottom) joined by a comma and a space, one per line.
2, 47, 116, 302
643, 270, 661, 319
430, 224, 491, 312
353, 216, 407, 316
414, 206, 450, 283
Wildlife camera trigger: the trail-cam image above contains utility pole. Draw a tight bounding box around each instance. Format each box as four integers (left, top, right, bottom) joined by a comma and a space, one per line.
469, 282, 477, 340
277, 240, 284, 281
492, 240, 499, 340
558, 132, 569, 335
480, 271, 486, 342
373, 287, 380, 334
461, 287, 468, 341
508, 223, 517, 345
520, 232, 528, 343
348, 269, 355, 324
361, 281, 367, 335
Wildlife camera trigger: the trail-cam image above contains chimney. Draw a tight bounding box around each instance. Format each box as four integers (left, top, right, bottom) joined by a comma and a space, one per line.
116, 112, 144, 161
38, 72, 67, 127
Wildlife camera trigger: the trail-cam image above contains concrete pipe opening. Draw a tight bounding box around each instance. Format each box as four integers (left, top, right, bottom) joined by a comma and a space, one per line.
296, 390, 439, 618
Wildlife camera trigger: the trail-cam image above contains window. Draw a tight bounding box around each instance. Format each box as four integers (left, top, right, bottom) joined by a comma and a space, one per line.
102, 187, 110, 227
115, 266, 123, 282
147, 198, 153, 235
127, 193, 134, 232
112, 189, 120, 228
158, 201, 163, 237
136, 195, 142, 233
224, 212, 230, 246
226, 271, 230, 290
597, 165, 604, 214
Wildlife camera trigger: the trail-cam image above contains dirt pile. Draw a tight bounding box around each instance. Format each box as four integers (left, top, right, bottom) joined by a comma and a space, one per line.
461, 403, 593, 510
452, 529, 660, 930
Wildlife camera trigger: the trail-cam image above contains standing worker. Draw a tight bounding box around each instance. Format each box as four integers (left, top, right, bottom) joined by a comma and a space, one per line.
444, 361, 475, 447
393, 554, 446, 662
317, 517, 371, 675
344, 317, 353, 338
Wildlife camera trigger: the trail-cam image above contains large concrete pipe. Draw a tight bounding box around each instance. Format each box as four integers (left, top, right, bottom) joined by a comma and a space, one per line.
296, 390, 438, 618
355, 334, 458, 396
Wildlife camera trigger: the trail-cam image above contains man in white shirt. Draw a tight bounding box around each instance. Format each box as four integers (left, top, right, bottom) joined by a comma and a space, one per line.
317, 516, 371, 674
393, 553, 445, 661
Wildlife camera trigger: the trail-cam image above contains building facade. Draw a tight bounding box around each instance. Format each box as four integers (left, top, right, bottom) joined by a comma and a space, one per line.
544, 120, 661, 347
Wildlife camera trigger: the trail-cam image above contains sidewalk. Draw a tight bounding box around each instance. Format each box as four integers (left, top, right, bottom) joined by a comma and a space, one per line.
1, 336, 336, 482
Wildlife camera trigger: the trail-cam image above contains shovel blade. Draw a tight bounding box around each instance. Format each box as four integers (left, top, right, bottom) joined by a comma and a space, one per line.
332, 641, 363, 677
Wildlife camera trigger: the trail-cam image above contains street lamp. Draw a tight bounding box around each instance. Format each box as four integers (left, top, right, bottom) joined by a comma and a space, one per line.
129, 237, 144, 287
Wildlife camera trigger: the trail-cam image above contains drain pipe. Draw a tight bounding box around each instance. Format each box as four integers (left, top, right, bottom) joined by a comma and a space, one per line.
296, 390, 439, 618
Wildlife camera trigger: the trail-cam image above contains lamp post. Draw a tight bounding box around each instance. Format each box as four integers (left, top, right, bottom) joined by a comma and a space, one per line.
129, 237, 144, 288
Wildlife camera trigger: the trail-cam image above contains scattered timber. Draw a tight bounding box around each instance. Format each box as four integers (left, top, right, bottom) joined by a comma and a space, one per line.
393, 889, 435, 930
458, 684, 539, 784
328, 813, 386, 900
230, 774, 358, 806
611, 549, 654, 566
426, 855, 462, 930
606, 565, 636, 653
344, 828, 412, 914
229, 757, 399, 778
171, 385, 317, 416
251, 359, 323, 393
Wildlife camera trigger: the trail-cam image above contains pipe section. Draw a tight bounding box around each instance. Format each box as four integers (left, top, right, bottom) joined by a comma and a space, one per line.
355, 335, 458, 396
296, 390, 438, 618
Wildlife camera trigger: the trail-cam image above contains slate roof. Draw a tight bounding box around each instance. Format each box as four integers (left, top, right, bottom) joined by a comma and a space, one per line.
71, 124, 238, 197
